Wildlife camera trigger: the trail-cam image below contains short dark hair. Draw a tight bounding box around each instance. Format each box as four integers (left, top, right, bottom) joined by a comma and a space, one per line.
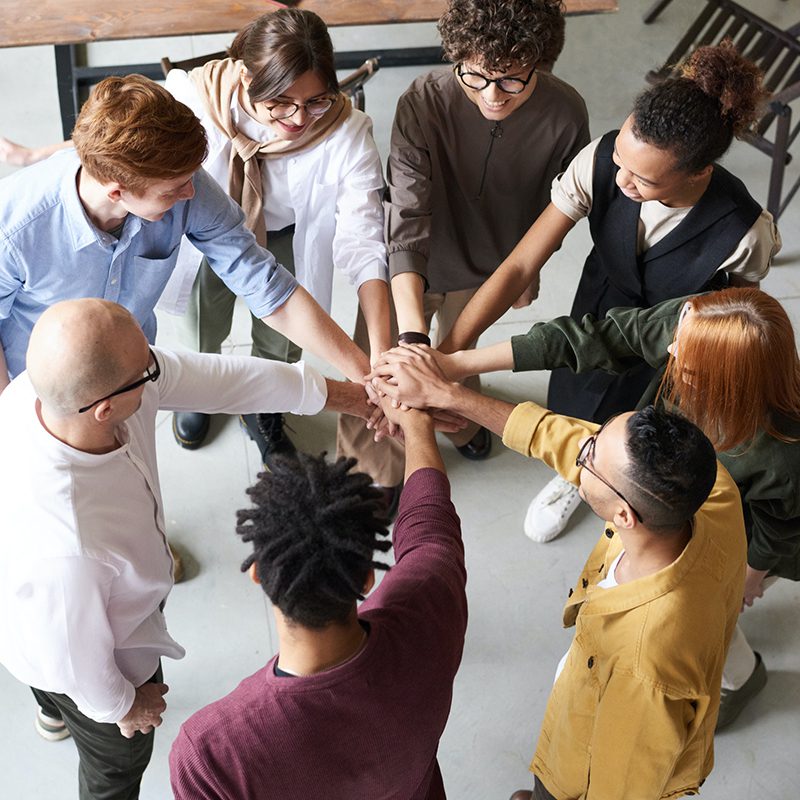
236, 454, 391, 629
438, 0, 566, 73
622, 406, 717, 530
632, 40, 766, 173
228, 9, 339, 104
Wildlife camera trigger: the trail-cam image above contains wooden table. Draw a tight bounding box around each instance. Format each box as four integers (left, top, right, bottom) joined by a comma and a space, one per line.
0, 0, 618, 47
0, 0, 618, 136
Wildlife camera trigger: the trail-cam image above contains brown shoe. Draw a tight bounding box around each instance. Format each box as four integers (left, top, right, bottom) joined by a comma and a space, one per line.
169, 542, 185, 584
509, 792, 533, 800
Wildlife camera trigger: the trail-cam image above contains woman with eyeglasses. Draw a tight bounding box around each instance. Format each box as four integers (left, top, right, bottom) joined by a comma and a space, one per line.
372, 0, 589, 476
153, 9, 392, 469
423, 285, 799, 727
439, 40, 781, 542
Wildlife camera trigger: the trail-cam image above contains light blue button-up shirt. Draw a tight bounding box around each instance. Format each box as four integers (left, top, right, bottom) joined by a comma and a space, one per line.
0, 149, 297, 378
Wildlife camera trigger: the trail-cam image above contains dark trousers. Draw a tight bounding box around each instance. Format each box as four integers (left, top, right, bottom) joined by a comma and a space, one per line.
30, 665, 162, 800
533, 776, 558, 800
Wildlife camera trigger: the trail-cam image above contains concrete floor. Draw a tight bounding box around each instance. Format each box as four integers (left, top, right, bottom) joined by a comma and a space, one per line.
0, 0, 798, 797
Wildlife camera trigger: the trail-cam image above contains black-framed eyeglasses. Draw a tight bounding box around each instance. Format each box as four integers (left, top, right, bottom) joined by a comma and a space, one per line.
78, 349, 160, 413
575, 418, 644, 523
455, 64, 536, 94
264, 97, 335, 121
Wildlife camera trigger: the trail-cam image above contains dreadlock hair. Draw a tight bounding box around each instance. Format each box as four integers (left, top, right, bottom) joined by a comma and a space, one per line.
236, 453, 391, 629
621, 406, 717, 531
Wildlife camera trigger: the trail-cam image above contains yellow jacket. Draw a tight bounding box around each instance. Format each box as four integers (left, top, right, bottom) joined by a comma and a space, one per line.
503, 403, 746, 800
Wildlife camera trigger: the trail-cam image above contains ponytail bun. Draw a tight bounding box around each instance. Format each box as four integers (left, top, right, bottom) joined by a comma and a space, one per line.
680, 39, 767, 137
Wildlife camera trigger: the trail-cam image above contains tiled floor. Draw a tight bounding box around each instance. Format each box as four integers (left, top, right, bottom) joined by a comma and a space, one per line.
1, 1, 798, 798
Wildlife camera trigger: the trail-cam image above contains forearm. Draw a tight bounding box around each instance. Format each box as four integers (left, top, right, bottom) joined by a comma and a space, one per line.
437, 382, 516, 439
323, 379, 370, 419
448, 341, 514, 380
439, 204, 575, 353
391, 271, 427, 335
399, 412, 445, 479
357, 279, 392, 361
263, 287, 369, 382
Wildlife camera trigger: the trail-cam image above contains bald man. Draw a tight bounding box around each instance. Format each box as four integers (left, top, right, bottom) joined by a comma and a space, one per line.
0, 298, 370, 800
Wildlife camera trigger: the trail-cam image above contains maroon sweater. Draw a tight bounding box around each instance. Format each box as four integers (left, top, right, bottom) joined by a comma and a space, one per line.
169, 468, 467, 799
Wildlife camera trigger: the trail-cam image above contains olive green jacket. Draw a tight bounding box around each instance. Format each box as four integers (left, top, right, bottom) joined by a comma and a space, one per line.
511, 297, 800, 579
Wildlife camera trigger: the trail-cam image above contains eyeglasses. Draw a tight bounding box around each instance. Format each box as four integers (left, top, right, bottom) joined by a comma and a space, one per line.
575, 417, 644, 523
456, 64, 536, 95
78, 349, 160, 413
264, 97, 335, 121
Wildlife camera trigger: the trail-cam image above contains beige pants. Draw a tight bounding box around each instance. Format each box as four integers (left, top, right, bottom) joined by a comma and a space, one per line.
722, 575, 779, 690
336, 286, 482, 487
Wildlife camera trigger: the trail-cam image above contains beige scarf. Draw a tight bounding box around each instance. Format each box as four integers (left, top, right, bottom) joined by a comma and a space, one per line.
190, 58, 351, 246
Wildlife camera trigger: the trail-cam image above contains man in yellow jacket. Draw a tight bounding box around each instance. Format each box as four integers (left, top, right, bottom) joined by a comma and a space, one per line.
369, 345, 746, 800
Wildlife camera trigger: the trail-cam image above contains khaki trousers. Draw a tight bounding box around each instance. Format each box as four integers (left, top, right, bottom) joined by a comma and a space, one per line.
336, 286, 482, 487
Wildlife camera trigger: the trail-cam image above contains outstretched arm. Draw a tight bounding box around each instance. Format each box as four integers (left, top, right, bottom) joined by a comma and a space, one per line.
0, 137, 72, 167
438, 203, 576, 353
263, 286, 370, 383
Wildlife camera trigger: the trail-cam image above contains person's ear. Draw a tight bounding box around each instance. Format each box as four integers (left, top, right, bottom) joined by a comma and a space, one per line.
362, 568, 376, 596
106, 183, 124, 203
690, 165, 713, 184
612, 504, 638, 531
92, 400, 114, 424
248, 561, 260, 585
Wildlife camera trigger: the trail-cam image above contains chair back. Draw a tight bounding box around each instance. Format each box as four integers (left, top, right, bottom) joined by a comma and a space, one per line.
646, 0, 800, 219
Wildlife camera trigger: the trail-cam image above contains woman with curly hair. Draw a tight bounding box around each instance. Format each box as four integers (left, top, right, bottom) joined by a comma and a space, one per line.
366, 0, 589, 477
440, 40, 781, 542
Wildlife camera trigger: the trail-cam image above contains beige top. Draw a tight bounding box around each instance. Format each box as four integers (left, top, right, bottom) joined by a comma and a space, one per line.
551, 138, 781, 283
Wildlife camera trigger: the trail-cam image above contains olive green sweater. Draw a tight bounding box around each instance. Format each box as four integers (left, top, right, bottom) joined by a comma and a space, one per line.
511, 297, 800, 580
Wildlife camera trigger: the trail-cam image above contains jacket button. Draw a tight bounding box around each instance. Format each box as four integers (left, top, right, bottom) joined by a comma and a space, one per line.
582, 578, 588, 588
587, 657, 595, 668
605, 528, 614, 539
568, 588, 574, 597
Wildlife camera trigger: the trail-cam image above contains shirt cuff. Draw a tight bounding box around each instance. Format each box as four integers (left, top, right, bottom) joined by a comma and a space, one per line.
502, 401, 553, 457
389, 249, 429, 284
291, 362, 328, 415
245, 264, 298, 319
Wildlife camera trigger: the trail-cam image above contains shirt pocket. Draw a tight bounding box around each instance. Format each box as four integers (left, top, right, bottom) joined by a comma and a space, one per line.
128, 246, 182, 319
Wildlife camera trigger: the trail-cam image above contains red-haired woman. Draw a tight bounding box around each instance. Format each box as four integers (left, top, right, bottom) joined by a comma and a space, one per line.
433, 286, 800, 727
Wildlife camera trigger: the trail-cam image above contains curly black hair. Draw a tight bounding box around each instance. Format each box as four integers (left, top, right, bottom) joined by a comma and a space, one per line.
632, 40, 767, 173
236, 454, 391, 629
622, 406, 717, 531
438, 0, 566, 73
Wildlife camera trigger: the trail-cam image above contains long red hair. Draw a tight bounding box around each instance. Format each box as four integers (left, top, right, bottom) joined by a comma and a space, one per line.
658, 288, 800, 451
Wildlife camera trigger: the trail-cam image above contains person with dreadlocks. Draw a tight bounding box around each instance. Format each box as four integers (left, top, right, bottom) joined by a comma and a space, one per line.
169, 400, 467, 799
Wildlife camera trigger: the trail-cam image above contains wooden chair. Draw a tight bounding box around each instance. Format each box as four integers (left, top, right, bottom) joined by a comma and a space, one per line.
160, 53, 380, 113
645, 0, 800, 220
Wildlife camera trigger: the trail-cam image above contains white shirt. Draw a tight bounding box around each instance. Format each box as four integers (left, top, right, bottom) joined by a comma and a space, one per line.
159, 70, 388, 315
551, 137, 781, 283
0, 348, 326, 723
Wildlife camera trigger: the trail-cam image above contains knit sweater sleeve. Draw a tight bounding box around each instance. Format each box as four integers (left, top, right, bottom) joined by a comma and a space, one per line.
510, 296, 687, 374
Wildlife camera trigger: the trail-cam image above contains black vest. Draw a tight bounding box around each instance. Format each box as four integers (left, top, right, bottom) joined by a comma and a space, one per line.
548, 130, 762, 420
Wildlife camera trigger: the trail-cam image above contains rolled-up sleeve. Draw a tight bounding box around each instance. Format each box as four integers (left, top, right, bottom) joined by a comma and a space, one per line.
184, 169, 297, 318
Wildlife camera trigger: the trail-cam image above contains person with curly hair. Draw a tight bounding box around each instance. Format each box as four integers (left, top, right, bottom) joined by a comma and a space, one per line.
355, 0, 589, 477
440, 40, 781, 543
169, 400, 467, 799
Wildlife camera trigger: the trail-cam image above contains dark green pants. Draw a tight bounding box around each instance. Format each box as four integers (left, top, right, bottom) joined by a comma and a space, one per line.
30, 665, 162, 800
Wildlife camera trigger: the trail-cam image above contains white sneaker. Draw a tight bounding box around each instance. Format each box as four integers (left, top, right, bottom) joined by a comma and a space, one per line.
524, 475, 581, 543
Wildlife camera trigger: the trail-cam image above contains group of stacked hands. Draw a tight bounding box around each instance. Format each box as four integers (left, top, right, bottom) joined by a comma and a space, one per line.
0, 2, 795, 799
